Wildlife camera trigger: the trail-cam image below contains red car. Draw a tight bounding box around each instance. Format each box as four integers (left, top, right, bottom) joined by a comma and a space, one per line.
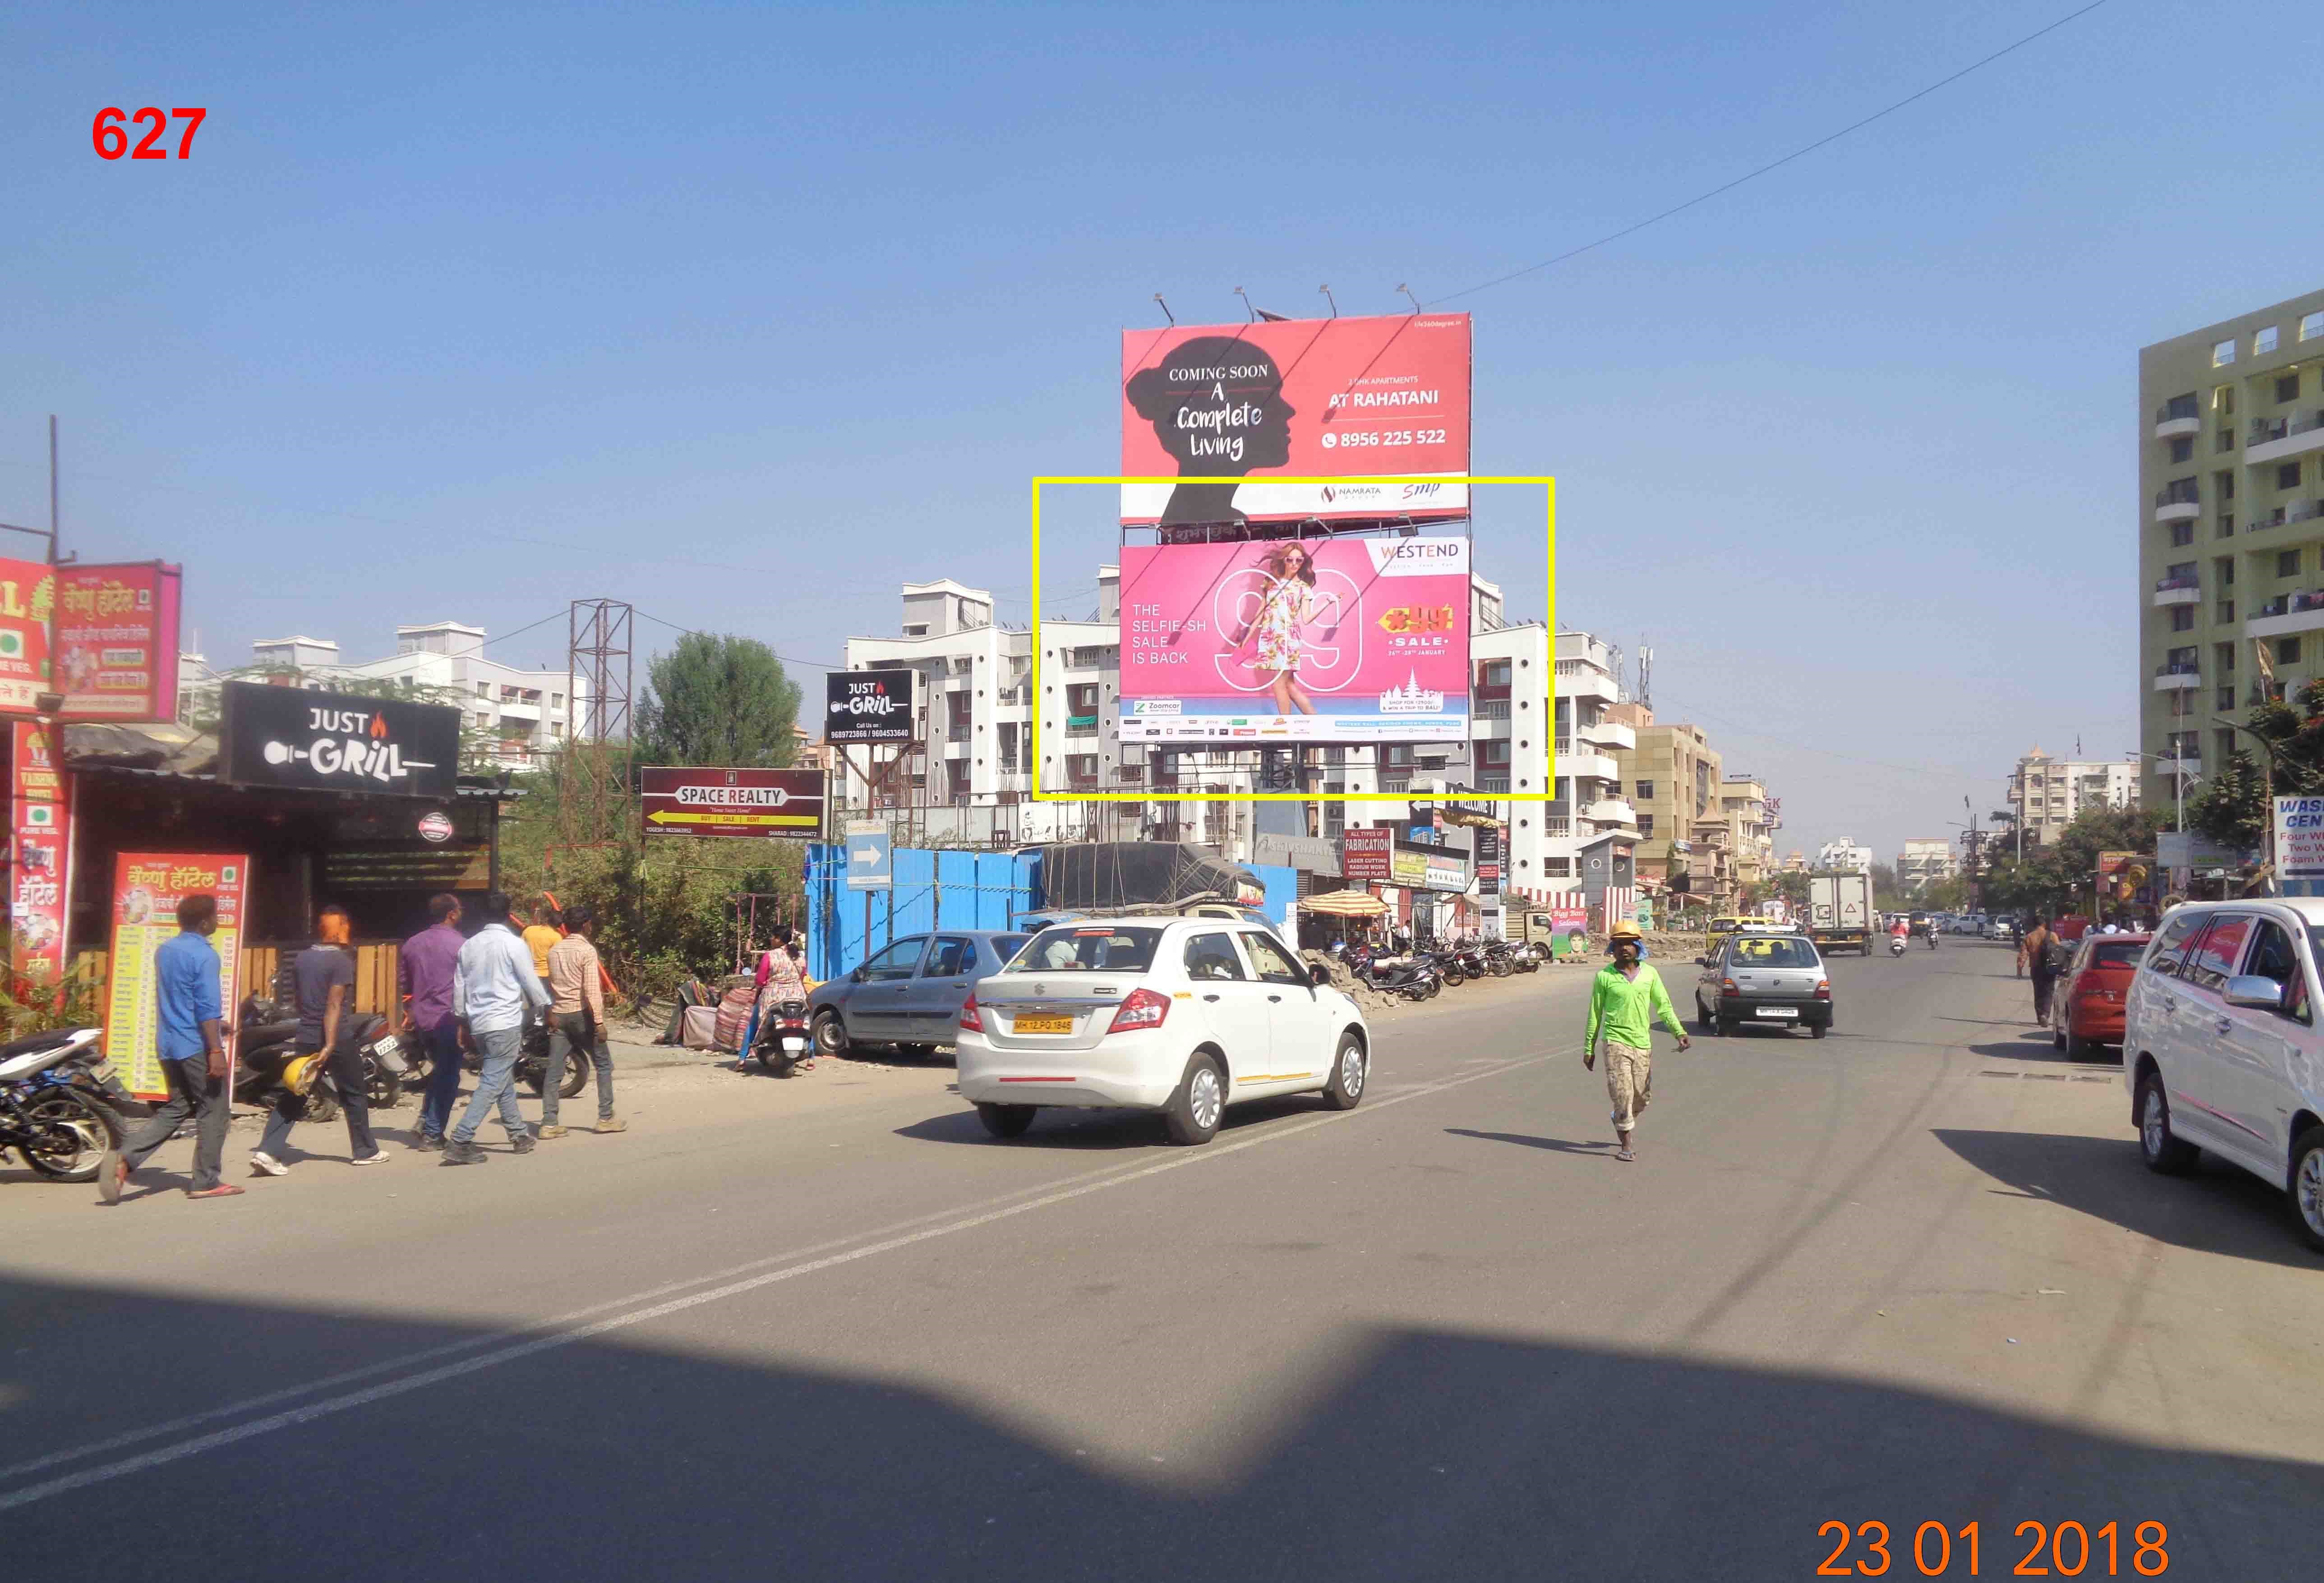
2052, 931, 2151, 1059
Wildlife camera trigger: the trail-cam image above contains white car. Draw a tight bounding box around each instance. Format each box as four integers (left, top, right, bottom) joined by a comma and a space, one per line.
955, 916, 1370, 1144
1983, 917, 2017, 942
2123, 899, 2324, 1252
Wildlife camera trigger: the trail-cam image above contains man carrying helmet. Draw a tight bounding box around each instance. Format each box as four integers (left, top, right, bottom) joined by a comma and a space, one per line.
250, 903, 387, 1176
1583, 920, 1691, 1163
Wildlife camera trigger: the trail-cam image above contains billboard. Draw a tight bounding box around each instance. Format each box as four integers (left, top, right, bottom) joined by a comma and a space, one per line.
218, 682, 461, 799
103, 852, 249, 1100
1120, 313, 1471, 528
641, 766, 825, 840
1342, 827, 1391, 883
0, 557, 54, 716
55, 561, 181, 722
11, 722, 70, 988
825, 669, 918, 744
1118, 536, 1470, 741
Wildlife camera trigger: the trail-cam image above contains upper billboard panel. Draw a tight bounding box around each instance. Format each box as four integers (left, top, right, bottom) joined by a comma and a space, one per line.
1120, 313, 1471, 528
1117, 537, 1471, 741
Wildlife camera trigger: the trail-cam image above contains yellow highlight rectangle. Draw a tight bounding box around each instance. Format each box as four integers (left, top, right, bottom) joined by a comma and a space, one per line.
1030, 476, 1555, 803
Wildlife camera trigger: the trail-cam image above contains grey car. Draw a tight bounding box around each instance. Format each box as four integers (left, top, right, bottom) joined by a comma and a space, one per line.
808, 929, 1032, 1058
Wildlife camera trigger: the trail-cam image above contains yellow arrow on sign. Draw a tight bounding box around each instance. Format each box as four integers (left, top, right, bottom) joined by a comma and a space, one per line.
647, 810, 818, 828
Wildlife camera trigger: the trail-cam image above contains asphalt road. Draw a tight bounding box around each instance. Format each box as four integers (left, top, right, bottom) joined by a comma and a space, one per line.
4, 941, 2319, 1580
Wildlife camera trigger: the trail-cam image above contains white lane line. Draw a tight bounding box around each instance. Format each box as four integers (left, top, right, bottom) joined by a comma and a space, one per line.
0, 1045, 1560, 1511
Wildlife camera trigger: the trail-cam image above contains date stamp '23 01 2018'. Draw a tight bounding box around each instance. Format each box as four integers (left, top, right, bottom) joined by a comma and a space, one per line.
92, 107, 206, 161
1818, 1519, 2169, 1577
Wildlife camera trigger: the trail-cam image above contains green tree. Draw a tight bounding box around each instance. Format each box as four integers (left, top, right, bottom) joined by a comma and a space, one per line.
1974, 805, 2169, 918
638, 633, 801, 768
1869, 860, 1900, 911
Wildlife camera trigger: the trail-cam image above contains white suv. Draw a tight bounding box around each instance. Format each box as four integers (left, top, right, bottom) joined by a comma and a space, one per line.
956, 916, 1370, 1145
2122, 899, 2324, 1252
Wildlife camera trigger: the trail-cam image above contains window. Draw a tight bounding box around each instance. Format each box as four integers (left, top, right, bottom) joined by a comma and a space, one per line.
2216, 557, 2235, 586
2304, 311, 2324, 343
2214, 469, 2236, 501
1182, 932, 1248, 981
2217, 429, 2236, 454
2213, 339, 2236, 367
860, 937, 927, 982
1481, 739, 1511, 767
1240, 930, 1309, 986
2278, 549, 2300, 576
1635, 780, 1655, 800
902, 623, 928, 637
2148, 910, 2207, 977
2213, 383, 2236, 415
2216, 684, 2235, 710
2166, 560, 2196, 581
2163, 392, 2199, 421
2278, 637, 2302, 665
2182, 915, 2252, 992
1727, 936, 1819, 968
1638, 814, 1655, 838
2277, 373, 2302, 404
1481, 660, 1512, 686
2168, 436, 2193, 464
1009, 925, 1163, 974
920, 937, 970, 979
2241, 920, 2311, 1023
2255, 326, 2280, 355
1544, 856, 1572, 877
2169, 606, 2194, 631
475, 682, 489, 697
2278, 462, 2302, 491
2169, 522, 2193, 547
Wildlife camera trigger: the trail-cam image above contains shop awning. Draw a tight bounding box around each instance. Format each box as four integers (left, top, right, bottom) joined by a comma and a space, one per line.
1298, 888, 1389, 917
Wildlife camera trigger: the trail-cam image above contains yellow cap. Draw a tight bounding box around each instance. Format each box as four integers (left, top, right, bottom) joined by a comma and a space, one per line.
1608, 920, 1643, 940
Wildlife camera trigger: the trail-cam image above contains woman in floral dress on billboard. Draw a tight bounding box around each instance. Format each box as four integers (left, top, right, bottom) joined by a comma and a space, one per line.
1228, 541, 1341, 717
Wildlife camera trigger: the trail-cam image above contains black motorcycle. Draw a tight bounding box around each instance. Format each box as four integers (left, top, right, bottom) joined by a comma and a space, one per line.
751, 998, 812, 1077
385, 1014, 587, 1100
0, 1026, 129, 1183
235, 996, 406, 1119
1349, 947, 1439, 1002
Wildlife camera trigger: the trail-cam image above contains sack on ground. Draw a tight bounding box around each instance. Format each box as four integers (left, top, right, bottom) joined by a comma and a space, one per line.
680, 1004, 721, 1050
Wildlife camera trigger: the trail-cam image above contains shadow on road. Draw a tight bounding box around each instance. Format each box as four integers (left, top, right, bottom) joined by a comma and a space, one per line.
1, 1274, 2317, 1578
893, 1091, 1332, 1150
1932, 1127, 2313, 1270
1444, 1127, 1611, 1155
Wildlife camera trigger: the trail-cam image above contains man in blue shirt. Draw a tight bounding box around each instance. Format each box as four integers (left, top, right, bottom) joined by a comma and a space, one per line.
443, 890, 550, 1165
101, 893, 242, 1202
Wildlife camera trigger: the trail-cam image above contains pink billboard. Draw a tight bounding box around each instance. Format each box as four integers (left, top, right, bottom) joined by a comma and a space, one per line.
1117, 537, 1471, 742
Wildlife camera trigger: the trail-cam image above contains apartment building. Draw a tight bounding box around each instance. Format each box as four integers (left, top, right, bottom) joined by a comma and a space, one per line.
2140, 287, 2324, 810
837, 573, 1635, 904
2006, 747, 2140, 846
1720, 776, 1777, 893
1606, 713, 1725, 904
1816, 838, 1874, 873
1896, 836, 1957, 895
181, 621, 586, 771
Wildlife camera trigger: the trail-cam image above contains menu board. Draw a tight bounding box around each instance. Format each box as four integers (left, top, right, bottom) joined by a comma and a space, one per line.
10, 722, 70, 988
102, 852, 249, 1100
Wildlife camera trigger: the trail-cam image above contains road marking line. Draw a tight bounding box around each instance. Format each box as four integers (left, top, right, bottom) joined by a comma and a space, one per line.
0, 1045, 1560, 1510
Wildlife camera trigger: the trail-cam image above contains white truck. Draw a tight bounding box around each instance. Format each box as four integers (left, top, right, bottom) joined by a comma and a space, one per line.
1807, 871, 1875, 956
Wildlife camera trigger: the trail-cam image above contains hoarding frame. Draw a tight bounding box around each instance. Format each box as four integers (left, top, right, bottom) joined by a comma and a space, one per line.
1029, 475, 1554, 803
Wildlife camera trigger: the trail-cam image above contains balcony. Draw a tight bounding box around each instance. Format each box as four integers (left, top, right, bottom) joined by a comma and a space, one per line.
1478, 776, 1511, 793
1578, 718, 1637, 751
2153, 487, 2201, 524
2150, 755, 2202, 780
1552, 659, 1620, 701
946, 722, 970, 742
1582, 798, 1637, 827
1545, 817, 1571, 838
2152, 575, 2200, 607
2246, 409, 2324, 468
1476, 699, 1510, 720
2152, 664, 2202, 691
2246, 591, 2324, 640
1552, 741, 1620, 782
2154, 404, 2202, 440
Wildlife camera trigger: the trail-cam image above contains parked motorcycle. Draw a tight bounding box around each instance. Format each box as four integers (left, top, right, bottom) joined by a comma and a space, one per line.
391, 1012, 587, 1100
0, 1026, 129, 1183
751, 998, 812, 1077
235, 996, 405, 1120
1480, 941, 1524, 976
1348, 947, 1439, 1002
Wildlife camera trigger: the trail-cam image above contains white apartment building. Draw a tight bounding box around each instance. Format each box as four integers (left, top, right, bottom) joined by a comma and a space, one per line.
183, 621, 586, 772
2006, 748, 2140, 846
1896, 836, 1957, 894
1817, 838, 1875, 873
836, 573, 1638, 906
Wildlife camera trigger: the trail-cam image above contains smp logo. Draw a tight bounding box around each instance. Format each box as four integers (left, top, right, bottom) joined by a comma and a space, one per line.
1401, 483, 1443, 501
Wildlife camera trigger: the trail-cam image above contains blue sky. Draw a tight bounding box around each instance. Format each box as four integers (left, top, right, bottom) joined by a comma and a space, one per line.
6, 0, 2321, 862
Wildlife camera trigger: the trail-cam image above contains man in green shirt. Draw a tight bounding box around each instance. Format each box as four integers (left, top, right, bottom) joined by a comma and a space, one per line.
1584, 920, 1691, 1162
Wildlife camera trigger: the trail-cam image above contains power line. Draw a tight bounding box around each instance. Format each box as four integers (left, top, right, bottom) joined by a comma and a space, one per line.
633, 607, 841, 672
1427, 0, 2114, 307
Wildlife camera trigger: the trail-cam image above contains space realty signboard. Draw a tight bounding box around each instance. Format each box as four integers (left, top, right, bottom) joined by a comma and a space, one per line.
641, 767, 825, 840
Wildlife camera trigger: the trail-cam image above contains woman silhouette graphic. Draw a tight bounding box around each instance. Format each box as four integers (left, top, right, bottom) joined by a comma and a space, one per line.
1124, 336, 1296, 528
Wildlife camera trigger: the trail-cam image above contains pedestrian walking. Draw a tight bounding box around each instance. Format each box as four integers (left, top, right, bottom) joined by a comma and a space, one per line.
442, 889, 551, 1166
540, 902, 622, 1137
250, 905, 385, 1175
1583, 920, 1691, 1163
100, 893, 243, 1202
401, 893, 465, 1151
2022, 915, 2060, 1027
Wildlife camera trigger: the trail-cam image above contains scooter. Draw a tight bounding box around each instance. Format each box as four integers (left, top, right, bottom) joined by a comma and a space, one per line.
752, 998, 813, 1077
1889, 935, 1908, 957
0, 1027, 129, 1183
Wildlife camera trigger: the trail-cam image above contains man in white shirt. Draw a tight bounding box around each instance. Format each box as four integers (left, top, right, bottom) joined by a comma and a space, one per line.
443, 889, 551, 1166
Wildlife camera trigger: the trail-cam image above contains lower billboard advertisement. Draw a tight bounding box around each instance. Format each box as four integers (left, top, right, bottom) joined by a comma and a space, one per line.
1117, 537, 1470, 742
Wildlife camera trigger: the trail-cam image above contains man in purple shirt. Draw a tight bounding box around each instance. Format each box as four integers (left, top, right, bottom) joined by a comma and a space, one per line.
400, 893, 466, 1150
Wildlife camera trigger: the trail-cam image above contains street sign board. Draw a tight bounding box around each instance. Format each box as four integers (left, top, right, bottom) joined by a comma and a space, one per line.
2274, 796, 2324, 893
825, 670, 918, 745
844, 820, 892, 889
640, 766, 825, 840
1341, 827, 1390, 883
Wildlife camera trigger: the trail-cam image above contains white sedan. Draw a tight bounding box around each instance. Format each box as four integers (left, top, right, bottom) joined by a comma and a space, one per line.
955, 916, 1370, 1144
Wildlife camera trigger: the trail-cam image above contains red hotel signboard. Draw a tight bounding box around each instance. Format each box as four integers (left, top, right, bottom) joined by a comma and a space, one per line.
55, 561, 182, 722
1342, 827, 1392, 884
640, 766, 825, 841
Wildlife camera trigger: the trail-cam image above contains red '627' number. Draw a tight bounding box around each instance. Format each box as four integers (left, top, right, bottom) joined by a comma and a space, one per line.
92, 107, 206, 160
